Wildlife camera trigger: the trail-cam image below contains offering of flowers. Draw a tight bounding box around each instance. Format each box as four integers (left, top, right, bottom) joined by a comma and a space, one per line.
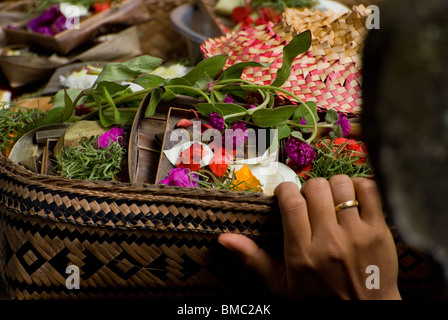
26, 0, 119, 36
4, 0, 149, 55
3, 28, 372, 195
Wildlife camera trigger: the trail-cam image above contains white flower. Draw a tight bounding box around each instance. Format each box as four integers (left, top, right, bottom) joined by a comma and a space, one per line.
151, 63, 191, 79
59, 69, 97, 90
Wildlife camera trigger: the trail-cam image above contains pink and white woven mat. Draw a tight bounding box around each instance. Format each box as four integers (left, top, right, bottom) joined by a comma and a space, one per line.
201, 5, 370, 115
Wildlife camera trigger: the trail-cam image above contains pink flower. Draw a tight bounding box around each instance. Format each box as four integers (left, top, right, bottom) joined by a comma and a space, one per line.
97, 127, 125, 149
159, 167, 198, 187
336, 114, 351, 137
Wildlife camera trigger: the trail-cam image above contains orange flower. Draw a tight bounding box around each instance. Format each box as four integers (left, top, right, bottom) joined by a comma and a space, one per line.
231, 164, 263, 192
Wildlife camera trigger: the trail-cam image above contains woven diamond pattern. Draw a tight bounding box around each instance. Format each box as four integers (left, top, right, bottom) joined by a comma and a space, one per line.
201, 5, 371, 115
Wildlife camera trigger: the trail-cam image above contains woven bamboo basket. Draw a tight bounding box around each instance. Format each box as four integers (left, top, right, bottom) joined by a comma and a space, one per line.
0, 92, 445, 300
0, 151, 283, 299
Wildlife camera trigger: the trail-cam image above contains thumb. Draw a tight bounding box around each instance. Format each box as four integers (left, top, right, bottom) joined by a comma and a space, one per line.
218, 233, 284, 294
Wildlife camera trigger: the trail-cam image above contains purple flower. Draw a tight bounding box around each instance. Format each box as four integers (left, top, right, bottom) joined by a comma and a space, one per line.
27, 5, 68, 36
224, 96, 235, 103
159, 167, 198, 188
248, 104, 257, 109
98, 127, 125, 149
285, 137, 316, 166
223, 121, 248, 148
209, 112, 225, 132
300, 117, 306, 125
336, 114, 351, 137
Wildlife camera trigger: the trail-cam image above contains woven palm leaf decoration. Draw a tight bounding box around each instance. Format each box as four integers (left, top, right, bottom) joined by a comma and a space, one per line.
201, 5, 371, 115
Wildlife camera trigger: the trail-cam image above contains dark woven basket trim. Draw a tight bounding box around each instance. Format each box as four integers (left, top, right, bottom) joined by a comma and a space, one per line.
0, 155, 277, 210
0, 212, 273, 299
0, 174, 281, 236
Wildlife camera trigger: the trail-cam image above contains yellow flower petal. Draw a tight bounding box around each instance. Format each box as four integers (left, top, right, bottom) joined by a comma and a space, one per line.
232, 164, 263, 192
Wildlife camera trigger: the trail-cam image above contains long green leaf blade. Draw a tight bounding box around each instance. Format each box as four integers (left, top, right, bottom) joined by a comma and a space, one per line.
271, 30, 312, 88
95, 55, 163, 84
181, 54, 227, 85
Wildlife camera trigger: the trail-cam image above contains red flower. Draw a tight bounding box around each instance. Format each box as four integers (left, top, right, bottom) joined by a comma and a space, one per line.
176, 143, 208, 172
209, 148, 236, 178
93, 2, 111, 13
320, 138, 368, 164
287, 160, 313, 180
255, 7, 281, 25
231, 6, 254, 27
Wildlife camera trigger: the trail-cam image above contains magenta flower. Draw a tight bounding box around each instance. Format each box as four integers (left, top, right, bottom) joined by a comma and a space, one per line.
223, 121, 248, 148
98, 127, 125, 149
336, 114, 351, 137
285, 137, 316, 166
209, 112, 225, 132
27, 5, 68, 36
159, 167, 198, 188
224, 96, 235, 103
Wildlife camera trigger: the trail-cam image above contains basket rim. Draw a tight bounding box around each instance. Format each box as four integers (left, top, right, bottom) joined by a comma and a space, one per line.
0, 152, 280, 236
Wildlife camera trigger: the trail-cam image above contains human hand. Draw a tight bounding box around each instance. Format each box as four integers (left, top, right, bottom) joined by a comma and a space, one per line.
218, 175, 401, 300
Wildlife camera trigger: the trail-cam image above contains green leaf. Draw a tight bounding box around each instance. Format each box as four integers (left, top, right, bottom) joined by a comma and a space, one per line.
211, 89, 225, 102
333, 124, 344, 138
217, 84, 247, 100
161, 88, 177, 100
194, 72, 214, 88
164, 77, 208, 98
52, 89, 83, 109
194, 102, 248, 121
62, 89, 74, 122
167, 85, 206, 98
181, 54, 227, 85
211, 103, 248, 117
293, 101, 318, 124
95, 55, 163, 84
96, 81, 130, 96
194, 103, 220, 118
100, 86, 120, 123
166, 77, 191, 87
277, 124, 291, 140
252, 105, 297, 127
271, 30, 312, 87
145, 87, 163, 118
325, 108, 339, 124
290, 130, 305, 141
133, 74, 165, 89
219, 61, 269, 81
94, 95, 114, 128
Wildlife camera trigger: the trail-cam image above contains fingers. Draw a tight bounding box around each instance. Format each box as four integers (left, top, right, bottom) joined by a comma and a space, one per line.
329, 175, 360, 228
274, 182, 312, 245
352, 177, 385, 225
300, 178, 338, 234
217, 233, 283, 293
